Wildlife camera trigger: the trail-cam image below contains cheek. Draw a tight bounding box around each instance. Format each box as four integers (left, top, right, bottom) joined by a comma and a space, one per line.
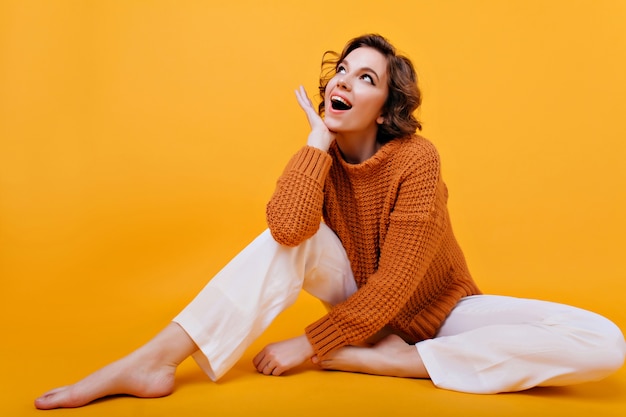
364, 95, 387, 117
374, 94, 388, 116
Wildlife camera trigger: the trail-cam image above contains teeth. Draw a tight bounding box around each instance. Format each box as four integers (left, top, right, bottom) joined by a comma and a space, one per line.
331, 95, 350, 106
330, 95, 352, 111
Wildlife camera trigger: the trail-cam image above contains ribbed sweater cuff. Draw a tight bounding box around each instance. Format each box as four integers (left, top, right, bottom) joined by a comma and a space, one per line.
285, 146, 332, 184
305, 315, 346, 359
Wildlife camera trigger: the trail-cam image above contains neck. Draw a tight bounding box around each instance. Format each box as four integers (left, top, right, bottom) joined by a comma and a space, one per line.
335, 133, 380, 164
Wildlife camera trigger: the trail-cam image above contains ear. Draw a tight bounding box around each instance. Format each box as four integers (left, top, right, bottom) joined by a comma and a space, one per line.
376, 115, 385, 125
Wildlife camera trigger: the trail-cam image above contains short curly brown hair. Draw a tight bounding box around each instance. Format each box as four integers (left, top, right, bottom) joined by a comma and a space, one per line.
318, 34, 422, 144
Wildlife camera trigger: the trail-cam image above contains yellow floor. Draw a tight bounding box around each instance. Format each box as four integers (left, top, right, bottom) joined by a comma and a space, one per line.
2, 269, 625, 417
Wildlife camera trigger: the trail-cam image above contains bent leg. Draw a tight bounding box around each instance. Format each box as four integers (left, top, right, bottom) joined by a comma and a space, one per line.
35, 224, 352, 409
173, 223, 355, 381
417, 295, 626, 394
318, 334, 428, 378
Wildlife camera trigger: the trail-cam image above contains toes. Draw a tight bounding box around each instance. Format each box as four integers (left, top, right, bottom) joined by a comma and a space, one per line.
34, 385, 82, 410
34, 391, 62, 410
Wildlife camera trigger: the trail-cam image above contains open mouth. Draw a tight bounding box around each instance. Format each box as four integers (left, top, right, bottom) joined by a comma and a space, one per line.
330, 95, 352, 111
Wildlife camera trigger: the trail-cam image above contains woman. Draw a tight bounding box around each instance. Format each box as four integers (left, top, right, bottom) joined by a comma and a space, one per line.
35, 34, 625, 410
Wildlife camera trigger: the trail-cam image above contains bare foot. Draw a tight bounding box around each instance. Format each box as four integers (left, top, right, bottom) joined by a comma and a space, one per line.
34, 322, 197, 410
34, 355, 176, 409
318, 334, 428, 378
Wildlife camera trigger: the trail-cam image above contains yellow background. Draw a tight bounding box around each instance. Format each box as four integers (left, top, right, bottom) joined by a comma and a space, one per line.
1, 1, 625, 416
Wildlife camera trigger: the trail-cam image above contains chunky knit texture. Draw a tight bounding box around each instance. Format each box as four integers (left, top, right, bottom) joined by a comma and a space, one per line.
266, 135, 481, 359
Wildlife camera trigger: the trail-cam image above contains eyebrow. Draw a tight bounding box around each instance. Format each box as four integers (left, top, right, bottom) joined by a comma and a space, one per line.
341, 59, 381, 83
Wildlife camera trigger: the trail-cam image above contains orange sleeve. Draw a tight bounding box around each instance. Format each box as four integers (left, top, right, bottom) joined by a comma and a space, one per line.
266, 146, 332, 247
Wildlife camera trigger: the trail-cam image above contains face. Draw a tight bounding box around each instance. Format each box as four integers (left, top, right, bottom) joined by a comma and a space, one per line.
323, 47, 389, 140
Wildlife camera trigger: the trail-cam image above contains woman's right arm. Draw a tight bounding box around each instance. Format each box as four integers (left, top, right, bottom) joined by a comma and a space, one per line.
265, 87, 336, 246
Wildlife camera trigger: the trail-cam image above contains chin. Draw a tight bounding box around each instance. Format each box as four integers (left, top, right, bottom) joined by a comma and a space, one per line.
324, 112, 349, 129
322, 119, 341, 132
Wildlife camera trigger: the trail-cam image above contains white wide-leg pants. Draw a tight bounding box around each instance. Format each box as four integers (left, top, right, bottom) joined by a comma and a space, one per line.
173, 224, 357, 381
418, 295, 625, 393
173, 224, 626, 393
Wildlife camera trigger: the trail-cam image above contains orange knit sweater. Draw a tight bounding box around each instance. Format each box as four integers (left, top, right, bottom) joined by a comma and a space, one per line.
266, 135, 481, 359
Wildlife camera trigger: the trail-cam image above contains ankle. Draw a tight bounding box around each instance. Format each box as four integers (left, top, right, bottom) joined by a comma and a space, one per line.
141, 323, 197, 368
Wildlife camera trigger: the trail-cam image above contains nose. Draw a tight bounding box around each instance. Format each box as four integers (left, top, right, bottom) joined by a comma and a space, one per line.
337, 76, 350, 90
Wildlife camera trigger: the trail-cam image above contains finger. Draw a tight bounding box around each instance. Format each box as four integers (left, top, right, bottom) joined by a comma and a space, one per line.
299, 85, 314, 107
296, 98, 324, 133
295, 86, 312, 111
262, 363, 274, 375
296, 86, 318, 117
252, 351, 264, 368
257, 358, 270, 373
254, 353, 272, 373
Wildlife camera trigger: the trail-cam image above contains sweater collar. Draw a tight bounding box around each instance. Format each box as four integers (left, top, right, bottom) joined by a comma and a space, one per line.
330, 138, 403, 175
